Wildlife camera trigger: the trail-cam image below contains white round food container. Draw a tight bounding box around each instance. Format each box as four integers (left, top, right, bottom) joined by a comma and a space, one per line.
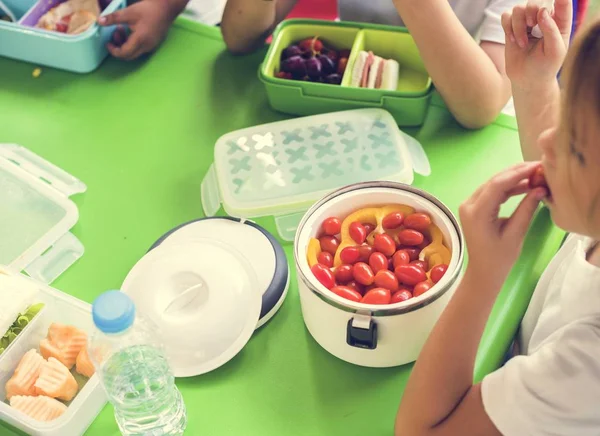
294, 181, 465, 368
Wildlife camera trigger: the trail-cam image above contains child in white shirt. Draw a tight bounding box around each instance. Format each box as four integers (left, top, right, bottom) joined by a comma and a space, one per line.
221, 0, 523, 129
395, 1, 600, 434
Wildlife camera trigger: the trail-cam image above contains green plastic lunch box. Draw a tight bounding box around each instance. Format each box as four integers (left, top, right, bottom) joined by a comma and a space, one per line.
260, 19, 434, 127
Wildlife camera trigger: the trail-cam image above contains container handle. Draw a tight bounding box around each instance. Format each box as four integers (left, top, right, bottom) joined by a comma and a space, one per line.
0, 144, 86, 198
346, 315, 378, 350
201, 164, 222, 217
23, 232, 84, 285
274, 212, 305, 243
401, 132, 431, 177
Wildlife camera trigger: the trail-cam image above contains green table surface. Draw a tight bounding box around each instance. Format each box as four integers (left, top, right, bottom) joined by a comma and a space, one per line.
0, 20, 565, 436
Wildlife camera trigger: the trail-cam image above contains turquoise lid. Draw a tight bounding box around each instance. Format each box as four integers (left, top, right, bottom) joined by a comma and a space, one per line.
92, 290, 136, 334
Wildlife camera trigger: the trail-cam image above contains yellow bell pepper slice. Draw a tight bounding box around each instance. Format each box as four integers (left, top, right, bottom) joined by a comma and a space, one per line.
419, 223, 451, 266
307, 238, 321, 268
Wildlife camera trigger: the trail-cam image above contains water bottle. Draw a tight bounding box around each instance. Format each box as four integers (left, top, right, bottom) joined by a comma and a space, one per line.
89, 290, 187, 436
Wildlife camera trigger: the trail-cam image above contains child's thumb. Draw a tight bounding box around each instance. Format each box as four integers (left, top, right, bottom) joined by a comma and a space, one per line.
538, 8, 564, 57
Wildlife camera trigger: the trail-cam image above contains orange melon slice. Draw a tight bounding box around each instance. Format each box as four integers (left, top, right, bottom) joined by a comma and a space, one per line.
75, 346, 95, 378
10, 395, 67, 422
5, 349, 45, 400
40, 323, 87, 369
34, 357, 78, 402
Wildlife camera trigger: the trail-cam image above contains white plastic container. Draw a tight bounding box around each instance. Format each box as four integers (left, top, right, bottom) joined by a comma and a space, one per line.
294, 182, 464, 367
0, 271, 107, 436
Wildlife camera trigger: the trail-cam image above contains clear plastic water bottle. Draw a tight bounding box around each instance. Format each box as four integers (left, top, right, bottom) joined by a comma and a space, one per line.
89, 290, 187, 436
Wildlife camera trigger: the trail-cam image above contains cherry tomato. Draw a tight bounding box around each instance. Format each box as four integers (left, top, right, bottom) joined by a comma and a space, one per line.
335, 264, 354, 284
392, 250, 411, 268
361, 287, 392, 305
374, 234, 396, 257
346, 281, 365, 295
353, 262, 375, 286
358, 245, 375, 262
529, 166, 548, 190
319, 235, 340, 255
410, 260, 428, 272
400, 247, 420, 261
363, 223, 375, 236
394, 264, 427, 286
403, 213, 432, 232
368, 252, 388, 274
331, 285, 362, 302
337, 57, 348, 75
349, 222, 367, 244
391, 289, 413, 303
382, 212, 404, 230
413, 281, 433, 297
374, 270, 399, 292
317, 251, 334, 267
340, 246, 360, 264
311, 264, 335, 289
431, 264, 449, 284
398, 229, 425, 246
321, 217, 341, 236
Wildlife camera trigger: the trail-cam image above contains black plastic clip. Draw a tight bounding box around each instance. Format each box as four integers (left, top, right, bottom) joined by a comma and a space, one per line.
346, 318, 378, 350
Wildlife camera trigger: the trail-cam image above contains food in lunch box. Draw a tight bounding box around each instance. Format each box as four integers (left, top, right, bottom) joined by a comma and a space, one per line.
5, 350, 46, 400
36, 0, 100, 35
306, 205, 451, 304
350, 51, 399, 91
276, 37, 351, 85
9, 395, 67, 422
4, 324, 94, 422
40, 323, 87, 369
0, 275, 44, 355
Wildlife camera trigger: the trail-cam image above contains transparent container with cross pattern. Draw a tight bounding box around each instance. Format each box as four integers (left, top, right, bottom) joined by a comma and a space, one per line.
201, 109, 430, 242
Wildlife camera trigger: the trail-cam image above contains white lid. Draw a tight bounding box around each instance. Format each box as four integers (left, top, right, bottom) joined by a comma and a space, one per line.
201, 109, 430, 220
0, 144, 86, 284
121, 238, 262, 377
148, 217, 289, 329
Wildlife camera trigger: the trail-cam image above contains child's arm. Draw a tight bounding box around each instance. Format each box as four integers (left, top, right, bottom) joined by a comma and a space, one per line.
502, 0, 572, 161
220, 0, 298, 55
395, 162, 547, 436
392, 0, 511, 129
99, 0, 189, 60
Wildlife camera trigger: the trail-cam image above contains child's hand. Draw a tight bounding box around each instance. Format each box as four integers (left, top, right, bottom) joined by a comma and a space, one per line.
501, 0, 572, 90
459, 162, 547, 286
98, 0, 174, 60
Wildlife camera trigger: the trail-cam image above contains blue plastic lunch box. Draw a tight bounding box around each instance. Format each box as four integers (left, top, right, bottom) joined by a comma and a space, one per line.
0, 0, 124, 73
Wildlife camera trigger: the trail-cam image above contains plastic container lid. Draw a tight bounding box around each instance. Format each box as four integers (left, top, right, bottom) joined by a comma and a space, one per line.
92, 291, 136, 333
148, 217, 289, 329
0, 144, 86, 284
121, 235, 264, 377
201, 109, 430, 241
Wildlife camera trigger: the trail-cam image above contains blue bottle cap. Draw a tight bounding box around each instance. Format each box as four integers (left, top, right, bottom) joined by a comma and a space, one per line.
92, 290, 136, 334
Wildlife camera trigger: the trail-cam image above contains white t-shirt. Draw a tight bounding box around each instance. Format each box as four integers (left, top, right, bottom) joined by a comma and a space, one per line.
482, 234, 600, 435
339, 0, 523, 44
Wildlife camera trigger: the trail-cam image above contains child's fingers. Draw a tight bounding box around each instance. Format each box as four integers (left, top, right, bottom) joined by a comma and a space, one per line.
553, 0, 573, 41
501, 12, 516, 44
525, 4, 539, 28
538, 8, 564, 57
98, 8, 135, 26
504, 189, 546, 242
511, 6, 529, 49
107, 33, 142, 60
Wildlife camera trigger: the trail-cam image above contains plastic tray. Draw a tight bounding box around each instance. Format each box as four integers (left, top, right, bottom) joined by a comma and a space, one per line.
260, 19, 434, 127
0, 271, 106, 436
0, 0, 123, 73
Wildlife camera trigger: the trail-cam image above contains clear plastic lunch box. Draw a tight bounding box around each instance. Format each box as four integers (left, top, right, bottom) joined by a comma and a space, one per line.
200, 108, 431, 241
0, 0, 124, 73
0, 144, 86, 284
0, 270, 107, 436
